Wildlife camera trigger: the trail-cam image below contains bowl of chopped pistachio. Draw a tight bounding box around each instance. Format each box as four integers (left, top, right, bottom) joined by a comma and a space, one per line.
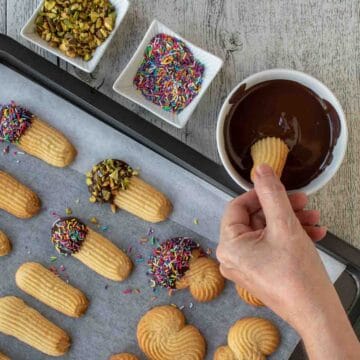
21, 0, 129, 73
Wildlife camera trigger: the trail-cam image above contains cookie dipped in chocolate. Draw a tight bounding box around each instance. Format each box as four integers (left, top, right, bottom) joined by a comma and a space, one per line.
224, 80, 341, 190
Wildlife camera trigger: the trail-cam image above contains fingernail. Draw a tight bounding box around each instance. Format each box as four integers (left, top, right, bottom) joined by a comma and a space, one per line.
255, 164, 274, 177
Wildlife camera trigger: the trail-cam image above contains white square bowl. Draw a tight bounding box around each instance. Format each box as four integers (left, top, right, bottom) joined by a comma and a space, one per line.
21, 0, 129, 73
113, 19, 224, 128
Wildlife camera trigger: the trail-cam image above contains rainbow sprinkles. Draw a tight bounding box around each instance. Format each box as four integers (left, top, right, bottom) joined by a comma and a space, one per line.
0, 102, 33, 143
134, 33, 205, 113
51, 217, 88, 256
147, 237, 203, 289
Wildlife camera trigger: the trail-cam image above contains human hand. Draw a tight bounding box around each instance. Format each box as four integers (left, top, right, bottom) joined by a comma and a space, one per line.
216, 164, 360, 359
216, 163, 330, 328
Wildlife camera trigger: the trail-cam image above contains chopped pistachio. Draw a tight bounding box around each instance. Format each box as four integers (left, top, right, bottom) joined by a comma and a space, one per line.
95, 17, 102, 29
90, 11, 99, 22
89, 196, 96, 203
99, 28, 108, 37
90, 217, 99, 224
83, 53, 92, 61
35, 0, 117, 61
45, 12, 57, 19
66, 49, 77, 58
104, 16, 114, 31
86, 159, 137, 211
45, 1, 56, 11
35, 16, 44, 25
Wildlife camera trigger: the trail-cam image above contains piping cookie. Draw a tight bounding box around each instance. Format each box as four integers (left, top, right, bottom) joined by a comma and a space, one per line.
250, 137, 289, 182
148, 237, 225, 302
109, 353, 139, 360
16, 262, 89, 317
86, 159, 172, 223
0, 296, 70, 356
236, 285, 264, 307
0, 171, 40, 218
0, 230, 11, 256
214, 317, 280, 360
137, 305, 206, 360
51, 217, 132, 281
0, 351, 10, 360
0, 102, 76, 167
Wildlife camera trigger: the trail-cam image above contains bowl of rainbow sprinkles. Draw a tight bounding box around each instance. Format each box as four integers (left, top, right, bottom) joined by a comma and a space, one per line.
113, 19, 223, 128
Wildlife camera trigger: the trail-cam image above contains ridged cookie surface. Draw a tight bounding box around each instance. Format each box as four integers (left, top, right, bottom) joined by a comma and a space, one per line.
0, 171, 40, 218
18, 117, 76, 167
16, 262, 88, 317
74, 228, 132, 281
250, 137, 289, 182
0, 230, 11, 256
236, 285, 264, 307
215, 317, 280, 360
0, 351, 10, 360
0, 296, 70, 356
109, 353, 139, 360
137, 305, 206, 360
114, 176, 172, 223
176, 257, 225, 302
214, 346, 236, 360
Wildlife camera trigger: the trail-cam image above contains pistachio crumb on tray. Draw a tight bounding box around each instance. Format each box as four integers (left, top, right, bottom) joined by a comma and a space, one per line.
35, 0, 117, 61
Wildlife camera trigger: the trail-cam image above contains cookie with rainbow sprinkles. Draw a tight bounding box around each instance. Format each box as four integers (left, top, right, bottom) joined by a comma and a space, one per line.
51, 216, 132, 281
0, 102, 76, 167
147, 237, 225, 302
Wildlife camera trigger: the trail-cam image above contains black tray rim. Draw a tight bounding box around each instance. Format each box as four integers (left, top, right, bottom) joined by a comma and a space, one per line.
0, 34, 359, 355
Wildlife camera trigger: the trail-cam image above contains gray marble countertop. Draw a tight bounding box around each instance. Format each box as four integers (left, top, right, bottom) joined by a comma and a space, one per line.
1, 0, 359, 249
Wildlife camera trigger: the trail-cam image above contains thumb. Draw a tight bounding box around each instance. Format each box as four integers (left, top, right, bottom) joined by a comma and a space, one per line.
253, 164, 296, 230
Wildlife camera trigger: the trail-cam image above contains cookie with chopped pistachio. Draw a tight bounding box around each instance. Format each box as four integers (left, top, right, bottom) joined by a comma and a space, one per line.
86, 159, 173, 223
35, 0, 117, 61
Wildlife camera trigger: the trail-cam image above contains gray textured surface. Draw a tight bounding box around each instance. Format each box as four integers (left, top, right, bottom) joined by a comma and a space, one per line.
0, 64, 312, 360
1, 0, 360, 249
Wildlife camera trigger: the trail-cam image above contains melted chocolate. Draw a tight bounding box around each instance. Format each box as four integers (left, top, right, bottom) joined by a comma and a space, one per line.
224, 80, 340, 190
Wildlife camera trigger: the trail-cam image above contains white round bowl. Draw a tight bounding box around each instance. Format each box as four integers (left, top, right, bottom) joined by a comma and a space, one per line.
216, 69, 348, 195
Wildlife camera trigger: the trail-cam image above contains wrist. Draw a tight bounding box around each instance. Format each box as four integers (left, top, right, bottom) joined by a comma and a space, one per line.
278, 265, 339, 332
291, 287, 360, 359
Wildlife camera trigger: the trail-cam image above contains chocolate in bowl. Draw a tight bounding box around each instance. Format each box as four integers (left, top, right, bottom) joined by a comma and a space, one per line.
224, 79, 341, 190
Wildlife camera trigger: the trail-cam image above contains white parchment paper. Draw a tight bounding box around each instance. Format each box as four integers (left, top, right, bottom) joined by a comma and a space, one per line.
0, 63, 345, 359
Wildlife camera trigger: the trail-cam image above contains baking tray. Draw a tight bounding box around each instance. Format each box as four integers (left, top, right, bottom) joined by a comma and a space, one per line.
0, 35, 359, 359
